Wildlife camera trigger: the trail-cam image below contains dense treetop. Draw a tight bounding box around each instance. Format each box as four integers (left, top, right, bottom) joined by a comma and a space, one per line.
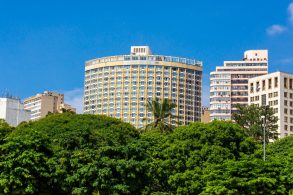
0, 113, 292, 194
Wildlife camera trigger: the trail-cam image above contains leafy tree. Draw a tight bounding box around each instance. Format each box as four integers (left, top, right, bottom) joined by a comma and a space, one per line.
203, 135, 293, 194
265, 135, 293, 192
202, 157, 287, 194
1, 112, 293, 194
0, 113, 150, 195
141, 121, 258, 194
0, 130, 52, 194
232, 104, 279, 143
0, 119, 13, 144
143, 98, 178, 133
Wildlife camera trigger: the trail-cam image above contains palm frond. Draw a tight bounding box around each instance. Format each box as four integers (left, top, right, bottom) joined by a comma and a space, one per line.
141, 97, 178, 133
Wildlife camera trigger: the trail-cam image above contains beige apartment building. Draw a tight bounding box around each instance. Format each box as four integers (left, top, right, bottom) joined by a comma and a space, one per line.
201, 106, 210, 123
210, 50, 268, 121
249, 72, 293, 138
84, 46, 203, 128
24, 91, 76, 120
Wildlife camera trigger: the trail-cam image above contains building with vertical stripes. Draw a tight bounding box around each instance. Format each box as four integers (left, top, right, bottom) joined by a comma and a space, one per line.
84, 46, 202, 128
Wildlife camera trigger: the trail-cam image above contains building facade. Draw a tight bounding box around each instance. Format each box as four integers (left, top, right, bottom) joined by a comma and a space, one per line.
210, 50, 268, 121
84, 46, 202, 128
0, 96, 30, 126
201, 106, 210, 123
59, 103, 77, 113
24, 91, 75, 120
249, 72, 293, 138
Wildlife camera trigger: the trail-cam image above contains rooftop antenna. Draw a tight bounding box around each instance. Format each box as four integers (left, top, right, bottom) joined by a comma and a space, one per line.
1, 89, 19, 100
2, 88, 10, 98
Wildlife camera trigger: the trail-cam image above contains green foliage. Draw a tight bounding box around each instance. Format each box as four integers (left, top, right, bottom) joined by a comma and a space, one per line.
201, 135, 293, 194
0, 130, 52, 194
141, 121, 258, 194
143, 98, 178, 133
0, 113, 149, 194
0, 119, 13, 145
232, 104, 279, 143
1, 113, 293, 194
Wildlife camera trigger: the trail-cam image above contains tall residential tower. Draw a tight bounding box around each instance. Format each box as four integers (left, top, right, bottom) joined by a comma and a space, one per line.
84, 46, 202, 128
210, 50, 268, 121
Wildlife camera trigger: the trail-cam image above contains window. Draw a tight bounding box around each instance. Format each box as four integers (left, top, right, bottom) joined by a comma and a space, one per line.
290, 79, 293, 89
285, 108, 288, 114
274, 100, 278, 105
285, 116, 288, 122
284, 77, 288, 88
285, 100, 288, 106
262, 80, 266, 90
268, 79, 272, 89
274, 77, 278, 88
250, 83, 254, 93
285, 92, 288, 98
274, 92, 278, 97
273, 108, 278, 113
261, 94, 266, 106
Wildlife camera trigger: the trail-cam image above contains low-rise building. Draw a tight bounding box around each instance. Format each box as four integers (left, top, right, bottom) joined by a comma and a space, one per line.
59, 103, 77, 113
201, 106, 210, 123
248, 72, 293, 138
24, 91, 76, 120
0, 96, 30, 126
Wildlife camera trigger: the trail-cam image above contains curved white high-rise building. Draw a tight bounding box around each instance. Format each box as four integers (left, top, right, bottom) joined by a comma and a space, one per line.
84, 46, 202, 128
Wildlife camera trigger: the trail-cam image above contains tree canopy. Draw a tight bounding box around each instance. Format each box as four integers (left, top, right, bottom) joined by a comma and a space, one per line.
0, 119, 13, 145
0, 113, 149, 194
232, 104, 279, 143
0, 113, 292, 194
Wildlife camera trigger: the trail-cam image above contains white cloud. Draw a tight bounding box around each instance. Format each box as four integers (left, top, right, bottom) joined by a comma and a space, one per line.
266, 24, 287, 36
266, 2, 293, 36
289, 2, 293, 22
62, 88, 84, 114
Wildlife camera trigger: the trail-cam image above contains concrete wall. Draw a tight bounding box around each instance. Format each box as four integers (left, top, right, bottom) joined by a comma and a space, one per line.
0, 98, 30, 126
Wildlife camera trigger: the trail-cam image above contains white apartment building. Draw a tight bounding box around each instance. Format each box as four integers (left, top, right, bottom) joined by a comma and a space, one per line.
24, 91, 76, 120
0, 96, 30, 126
249, 72, 293, 138
210, 50, 268, 121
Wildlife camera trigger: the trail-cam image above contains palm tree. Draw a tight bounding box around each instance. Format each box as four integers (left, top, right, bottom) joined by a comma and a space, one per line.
142, 98, 178, 133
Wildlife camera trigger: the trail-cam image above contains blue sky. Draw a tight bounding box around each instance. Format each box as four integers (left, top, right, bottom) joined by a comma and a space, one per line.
0, 0, 293, 112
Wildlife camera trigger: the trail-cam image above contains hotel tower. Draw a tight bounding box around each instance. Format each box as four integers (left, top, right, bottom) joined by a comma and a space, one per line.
210, 50, 268, 121
84, 46, 202, 128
